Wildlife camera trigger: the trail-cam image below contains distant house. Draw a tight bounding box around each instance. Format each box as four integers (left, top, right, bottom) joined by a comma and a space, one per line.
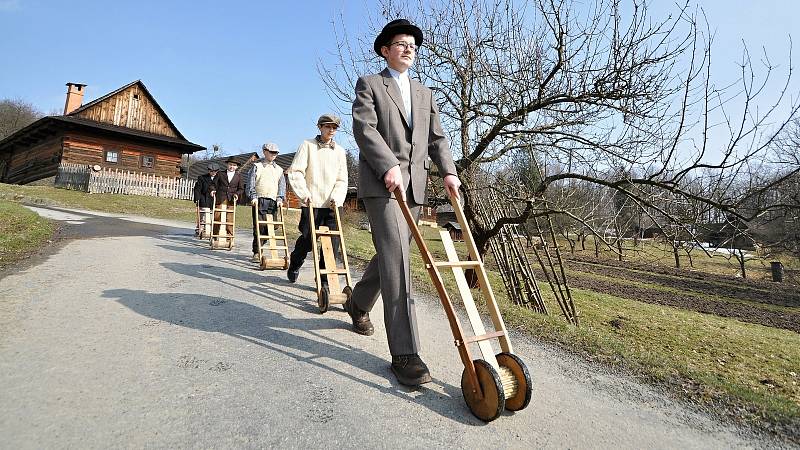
0, 80, 204, 184
435, 204, 455, 227
443, 221, 463, 241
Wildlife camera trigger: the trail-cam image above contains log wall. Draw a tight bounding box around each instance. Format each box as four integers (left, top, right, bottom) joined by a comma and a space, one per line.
62, 133, 183, 178
3, 136, 62, 184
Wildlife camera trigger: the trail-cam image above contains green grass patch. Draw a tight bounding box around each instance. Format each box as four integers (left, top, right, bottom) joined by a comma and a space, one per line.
0, 200, 56, 270
0, 183, 259, 231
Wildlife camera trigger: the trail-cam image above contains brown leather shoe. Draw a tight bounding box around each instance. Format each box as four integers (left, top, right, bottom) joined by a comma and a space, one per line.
391, 354, 432, 386
343, 298, 374, 336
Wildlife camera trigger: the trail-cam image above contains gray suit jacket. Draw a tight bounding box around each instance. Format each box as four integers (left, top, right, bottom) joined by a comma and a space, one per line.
352, 68, 457, 204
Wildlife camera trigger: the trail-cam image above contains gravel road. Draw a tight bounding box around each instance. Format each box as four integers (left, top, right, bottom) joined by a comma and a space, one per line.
0, 206, 781, 449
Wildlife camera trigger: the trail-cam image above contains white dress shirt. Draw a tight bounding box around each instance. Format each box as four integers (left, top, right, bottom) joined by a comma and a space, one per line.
387, 66, 412, 128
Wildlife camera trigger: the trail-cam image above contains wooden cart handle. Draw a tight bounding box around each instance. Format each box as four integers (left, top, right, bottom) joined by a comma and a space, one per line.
392, 187, 480, 395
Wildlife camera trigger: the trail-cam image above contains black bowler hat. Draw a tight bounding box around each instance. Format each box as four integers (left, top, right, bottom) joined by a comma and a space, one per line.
373, 19, 423, 56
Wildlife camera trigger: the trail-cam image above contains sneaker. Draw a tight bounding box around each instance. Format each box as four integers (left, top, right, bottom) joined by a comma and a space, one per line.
343, 298, 374, 336
287, 267, 299, 283
391, 354, 432, 386
251, 253, 261, 263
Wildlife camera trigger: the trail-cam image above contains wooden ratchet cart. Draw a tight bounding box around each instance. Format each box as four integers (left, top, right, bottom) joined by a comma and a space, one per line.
209, 192, 238, 250
308, 200, 354, 313
394, 188, 532, 422
253, 204, 290, 270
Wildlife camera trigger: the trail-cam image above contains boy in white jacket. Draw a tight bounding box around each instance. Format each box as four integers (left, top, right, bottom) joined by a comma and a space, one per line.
286, 113, 348, 283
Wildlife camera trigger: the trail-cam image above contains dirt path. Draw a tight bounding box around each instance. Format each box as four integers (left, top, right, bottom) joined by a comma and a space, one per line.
0, 206, 781, 448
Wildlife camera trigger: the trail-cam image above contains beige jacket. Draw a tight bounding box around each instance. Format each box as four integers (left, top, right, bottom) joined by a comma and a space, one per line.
287, 138, 348, 208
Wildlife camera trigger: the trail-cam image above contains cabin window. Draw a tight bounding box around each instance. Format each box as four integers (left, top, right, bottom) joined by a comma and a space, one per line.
104, 150, 119, 164
141, 155, 155, 168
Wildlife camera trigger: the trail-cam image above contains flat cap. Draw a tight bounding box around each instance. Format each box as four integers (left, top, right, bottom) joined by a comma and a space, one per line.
261, 142, 280, 153
317, 113, 341, 127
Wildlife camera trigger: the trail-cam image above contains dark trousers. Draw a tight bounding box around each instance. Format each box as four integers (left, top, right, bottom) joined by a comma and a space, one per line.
289, 207, 339, 280
251, 198, 278, 254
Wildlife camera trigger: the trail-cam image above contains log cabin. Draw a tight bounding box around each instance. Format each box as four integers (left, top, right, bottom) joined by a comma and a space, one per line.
0, 80, 205, 184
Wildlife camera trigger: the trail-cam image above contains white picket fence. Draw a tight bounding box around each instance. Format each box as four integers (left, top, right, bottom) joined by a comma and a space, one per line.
55, 163, 196, 200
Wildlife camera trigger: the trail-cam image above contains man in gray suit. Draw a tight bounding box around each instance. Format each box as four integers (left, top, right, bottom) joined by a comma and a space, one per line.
346, 19, 461, 386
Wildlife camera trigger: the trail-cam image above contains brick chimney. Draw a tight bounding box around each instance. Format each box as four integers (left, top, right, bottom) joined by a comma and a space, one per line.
63, 82, 87, 115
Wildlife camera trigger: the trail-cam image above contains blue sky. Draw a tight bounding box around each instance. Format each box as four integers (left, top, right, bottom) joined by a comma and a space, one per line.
0, 0, 797, 156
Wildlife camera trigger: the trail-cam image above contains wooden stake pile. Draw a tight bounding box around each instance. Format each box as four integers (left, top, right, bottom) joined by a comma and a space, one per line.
473, 190, 579, 325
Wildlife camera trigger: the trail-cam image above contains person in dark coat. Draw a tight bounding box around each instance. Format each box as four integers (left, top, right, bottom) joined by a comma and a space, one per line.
193, 163, 219, 237
211, 157, 245, 239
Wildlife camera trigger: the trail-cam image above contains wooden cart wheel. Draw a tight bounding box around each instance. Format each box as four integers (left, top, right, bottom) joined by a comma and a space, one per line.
283, 256, 289, 270
318, 287, 330, 314
461, 359, 505, 422
259, 256, 267, 271
496, 352, 532, 411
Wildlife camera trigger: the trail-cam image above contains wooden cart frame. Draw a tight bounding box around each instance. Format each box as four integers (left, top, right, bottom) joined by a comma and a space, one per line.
308, 200, 353, 313
209, 193, 238, 250
253, 204, 290, 270
394, 188, 532, 422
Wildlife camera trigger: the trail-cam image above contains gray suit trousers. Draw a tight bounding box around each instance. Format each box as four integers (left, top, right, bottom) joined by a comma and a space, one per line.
352, 196, 422, 356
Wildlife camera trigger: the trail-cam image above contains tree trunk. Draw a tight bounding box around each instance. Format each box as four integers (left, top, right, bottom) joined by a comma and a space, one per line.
673, 245, 680, 268
737, 249, 747, 279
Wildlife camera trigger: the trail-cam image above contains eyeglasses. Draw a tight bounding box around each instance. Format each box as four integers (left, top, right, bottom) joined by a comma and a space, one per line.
388, 41, 417, 51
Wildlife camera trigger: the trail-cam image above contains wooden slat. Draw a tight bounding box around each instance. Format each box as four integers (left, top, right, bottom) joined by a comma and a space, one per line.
440, 229, 498, 370
320, 235, 341, 293
315, 229, 341, 236
461, 330, 506, 345
433, 261, 482, 268
267, 222, 278, 260
451, 195, 512, 354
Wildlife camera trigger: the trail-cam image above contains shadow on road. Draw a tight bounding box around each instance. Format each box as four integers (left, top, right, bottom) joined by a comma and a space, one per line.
102, 285, 479, 424
154, 236, 255, 272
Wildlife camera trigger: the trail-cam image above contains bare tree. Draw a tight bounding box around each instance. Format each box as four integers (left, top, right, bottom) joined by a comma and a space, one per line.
322, 0, 798, 258
345, 148, 360, 187
0, 98, 43, 140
